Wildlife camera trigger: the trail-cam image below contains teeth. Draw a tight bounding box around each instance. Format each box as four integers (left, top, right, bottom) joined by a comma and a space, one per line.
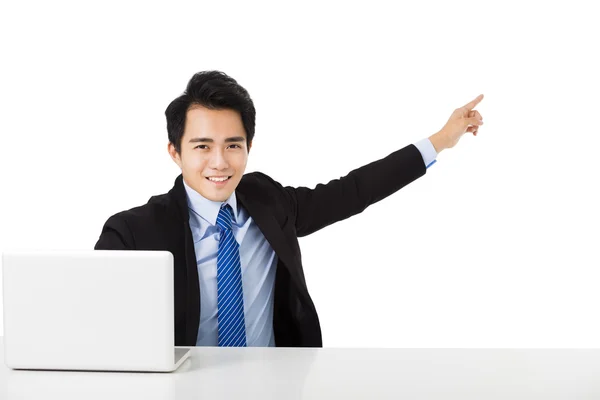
208, 177, 229, 182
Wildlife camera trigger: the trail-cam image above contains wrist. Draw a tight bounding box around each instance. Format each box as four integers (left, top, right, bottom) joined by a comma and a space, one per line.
428, 132, 446, 154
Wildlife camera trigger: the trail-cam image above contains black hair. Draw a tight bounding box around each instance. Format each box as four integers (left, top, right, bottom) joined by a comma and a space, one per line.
165, 70, 256, 154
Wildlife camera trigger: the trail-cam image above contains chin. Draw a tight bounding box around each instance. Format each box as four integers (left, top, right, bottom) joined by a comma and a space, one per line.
211, 193, 231, 202
202, 187, 235, 202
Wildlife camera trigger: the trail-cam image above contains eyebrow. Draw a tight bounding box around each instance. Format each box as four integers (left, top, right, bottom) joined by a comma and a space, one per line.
188, 136, 245, 143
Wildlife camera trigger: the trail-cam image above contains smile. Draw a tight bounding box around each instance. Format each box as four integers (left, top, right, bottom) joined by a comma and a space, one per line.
206, 176, 231, 184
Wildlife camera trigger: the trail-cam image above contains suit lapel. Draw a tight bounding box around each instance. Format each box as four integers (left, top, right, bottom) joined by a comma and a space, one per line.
170, 175, 201, 345
235, 184, 312, 301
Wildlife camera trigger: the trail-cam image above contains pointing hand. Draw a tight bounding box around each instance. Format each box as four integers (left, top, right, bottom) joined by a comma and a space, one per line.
429, 94, 485, 153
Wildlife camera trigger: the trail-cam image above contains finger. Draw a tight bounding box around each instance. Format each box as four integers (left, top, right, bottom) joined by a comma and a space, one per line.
467, 117, 484, 127
462, 94, 484, 111
469, 110, 482, 120
467, 126, 479, 136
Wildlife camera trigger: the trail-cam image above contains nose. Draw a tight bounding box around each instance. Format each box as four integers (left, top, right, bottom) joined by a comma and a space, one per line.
209, 148, 229, 170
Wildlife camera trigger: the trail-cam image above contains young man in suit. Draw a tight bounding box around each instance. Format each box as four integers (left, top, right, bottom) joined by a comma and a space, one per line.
95, 70, 484, 347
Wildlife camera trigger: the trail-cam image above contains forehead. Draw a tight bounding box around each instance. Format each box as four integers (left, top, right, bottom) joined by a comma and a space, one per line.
183, 105, 246, 139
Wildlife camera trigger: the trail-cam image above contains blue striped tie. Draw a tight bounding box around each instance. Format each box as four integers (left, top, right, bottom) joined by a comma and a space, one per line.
216, 203, 247, 347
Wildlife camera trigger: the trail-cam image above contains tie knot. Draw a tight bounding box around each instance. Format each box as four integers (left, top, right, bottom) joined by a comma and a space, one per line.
216, 204, 234, 231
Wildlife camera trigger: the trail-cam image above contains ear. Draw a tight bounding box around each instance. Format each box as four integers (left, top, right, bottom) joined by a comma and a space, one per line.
167, 143, 182, 169
247, 140, 252, 153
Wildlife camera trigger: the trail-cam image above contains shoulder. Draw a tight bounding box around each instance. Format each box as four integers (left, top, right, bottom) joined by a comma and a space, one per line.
103, 189, 180, 230
239, 171, 280, 190
96, 185, 185, 249
238, 171, 292, 203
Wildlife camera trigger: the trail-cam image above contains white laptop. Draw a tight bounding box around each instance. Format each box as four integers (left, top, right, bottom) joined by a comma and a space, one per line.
2, 250, 191, 372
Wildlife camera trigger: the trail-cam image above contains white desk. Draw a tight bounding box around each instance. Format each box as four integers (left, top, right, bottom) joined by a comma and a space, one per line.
1, 337, 600, 399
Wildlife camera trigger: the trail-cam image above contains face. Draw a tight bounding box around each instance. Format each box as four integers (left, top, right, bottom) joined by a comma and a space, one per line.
168, 105, 251, 202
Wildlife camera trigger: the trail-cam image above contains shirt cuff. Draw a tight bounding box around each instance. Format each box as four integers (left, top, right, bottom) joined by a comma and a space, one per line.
413, 138, 438, 169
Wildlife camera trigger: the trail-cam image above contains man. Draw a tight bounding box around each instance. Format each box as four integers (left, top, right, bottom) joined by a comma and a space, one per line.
95, 70, 484, 347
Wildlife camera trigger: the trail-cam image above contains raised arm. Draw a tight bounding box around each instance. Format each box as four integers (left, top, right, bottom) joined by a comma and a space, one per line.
283, 144, 426, 237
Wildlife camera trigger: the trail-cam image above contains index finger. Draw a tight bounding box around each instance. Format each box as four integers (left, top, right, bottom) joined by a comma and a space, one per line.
462, 94, 484, 110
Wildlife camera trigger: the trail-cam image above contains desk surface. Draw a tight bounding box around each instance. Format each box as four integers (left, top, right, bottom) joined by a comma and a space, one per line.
1, 337, 600, 399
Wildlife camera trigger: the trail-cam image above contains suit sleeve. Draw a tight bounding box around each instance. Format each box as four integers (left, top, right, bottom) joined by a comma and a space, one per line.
94, 214, 136, 250
282, 144, 427, 237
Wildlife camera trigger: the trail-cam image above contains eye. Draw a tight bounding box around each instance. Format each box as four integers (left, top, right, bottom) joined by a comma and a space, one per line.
194, 144, 242, 150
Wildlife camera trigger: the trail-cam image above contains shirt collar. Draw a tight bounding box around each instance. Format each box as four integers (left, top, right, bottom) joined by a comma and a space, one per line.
182, 178, 238, 226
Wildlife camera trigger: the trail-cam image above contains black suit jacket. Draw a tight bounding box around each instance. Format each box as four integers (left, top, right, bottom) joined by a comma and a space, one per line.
94, 144, 427, 347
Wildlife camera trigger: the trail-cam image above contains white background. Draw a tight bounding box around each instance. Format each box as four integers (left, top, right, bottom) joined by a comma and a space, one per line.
1, 0, 598, 348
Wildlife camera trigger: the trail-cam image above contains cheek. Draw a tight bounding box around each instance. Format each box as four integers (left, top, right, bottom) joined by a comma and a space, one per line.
233, 154, 248, 170
182, 155, 206, 171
